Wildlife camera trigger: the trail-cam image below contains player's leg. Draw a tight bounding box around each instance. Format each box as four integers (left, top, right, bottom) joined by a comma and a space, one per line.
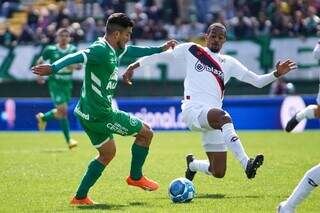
286, 86, 320, 132
277, 164, 320, 213
126, 123, 159, 191
185, 130, 227, 180
106, 109, 158, 191
36, 81, 59, 130
55, 103, 77, 148
71, 119, 114, 205
206, 108, 263, 179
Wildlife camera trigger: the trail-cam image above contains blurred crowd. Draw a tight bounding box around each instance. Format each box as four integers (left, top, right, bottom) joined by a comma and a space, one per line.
1, 0, 320, 47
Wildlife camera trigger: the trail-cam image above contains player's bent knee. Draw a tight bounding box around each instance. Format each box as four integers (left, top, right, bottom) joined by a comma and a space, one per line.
209, 165, 226, 178
98, 151, 116, 165
136, 125, 153, 146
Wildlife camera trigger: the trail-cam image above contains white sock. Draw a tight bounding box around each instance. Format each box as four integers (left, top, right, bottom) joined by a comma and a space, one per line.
296, 105, 317, 122
222, 123, 249, 170
189, 160, 212, 175
286, 164, 320, 209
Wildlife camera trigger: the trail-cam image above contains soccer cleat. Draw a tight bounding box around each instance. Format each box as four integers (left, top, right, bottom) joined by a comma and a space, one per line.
68, 139, 78, 149
126, 175, 159, 191
35, 112, 47, 131
285, 114, 299, 132
277, 201, 295, 213
185, 154, 197, 181
245, 154, 264, 179
70, 196, 97, 205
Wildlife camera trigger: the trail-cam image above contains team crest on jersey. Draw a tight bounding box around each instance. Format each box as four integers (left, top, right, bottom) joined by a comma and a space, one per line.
129, 116, 139, 126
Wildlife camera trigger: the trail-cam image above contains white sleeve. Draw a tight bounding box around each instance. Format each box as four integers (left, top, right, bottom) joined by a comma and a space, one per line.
313, 42, 320, 59
138, 43, 191, 67
229, 56, 277, 88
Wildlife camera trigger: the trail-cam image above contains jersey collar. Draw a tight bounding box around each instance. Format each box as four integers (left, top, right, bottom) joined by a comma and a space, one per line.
99, 37, 116, 55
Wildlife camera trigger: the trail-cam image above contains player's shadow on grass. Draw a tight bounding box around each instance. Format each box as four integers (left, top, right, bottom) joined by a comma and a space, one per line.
42, 149, 68, 153
197, 193, 262, 200
76, 202, 148, 211
76, 203, 127, 211
196, 193, 226, 199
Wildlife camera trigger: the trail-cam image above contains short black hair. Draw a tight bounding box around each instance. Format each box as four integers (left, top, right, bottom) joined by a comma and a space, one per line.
106, 13, 134, 34
56, 28, 71, 36
207, 23, 227, 35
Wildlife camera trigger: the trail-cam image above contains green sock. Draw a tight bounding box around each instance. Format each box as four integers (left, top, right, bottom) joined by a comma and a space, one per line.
130, 143, 149, 180
42, 109, 56, 121
59, 118, 70, 143
76, 159, 105, 199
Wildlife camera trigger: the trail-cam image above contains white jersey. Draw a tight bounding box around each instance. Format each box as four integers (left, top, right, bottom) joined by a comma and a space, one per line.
139, 42, 277, 108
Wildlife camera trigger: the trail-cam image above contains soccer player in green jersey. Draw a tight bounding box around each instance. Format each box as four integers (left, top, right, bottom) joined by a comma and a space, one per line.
32, 13, 177, 205
35, 28, 80, 149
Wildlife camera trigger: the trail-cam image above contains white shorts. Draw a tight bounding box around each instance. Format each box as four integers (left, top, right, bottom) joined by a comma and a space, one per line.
317, 84, 320, 104
181, 101, 227, 152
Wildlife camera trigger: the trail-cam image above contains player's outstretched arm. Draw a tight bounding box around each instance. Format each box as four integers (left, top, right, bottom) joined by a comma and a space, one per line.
273, 59, 297, 77
32, 51, 84, 76
238, 59, 297, 88
124, 40, 177, 58
122, 48, 177, 85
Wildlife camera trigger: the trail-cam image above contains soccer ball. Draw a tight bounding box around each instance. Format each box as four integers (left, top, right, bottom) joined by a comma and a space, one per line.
168, 177, 195, 203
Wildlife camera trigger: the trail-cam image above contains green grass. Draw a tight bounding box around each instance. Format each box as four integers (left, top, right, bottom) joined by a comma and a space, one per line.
0, 131, 319, 213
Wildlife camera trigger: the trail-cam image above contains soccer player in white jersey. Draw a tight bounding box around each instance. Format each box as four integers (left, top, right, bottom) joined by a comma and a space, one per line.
122, 23, 296, 181
277, 164, 320, 213
285, 41, 320, 132
278, 41, 320, 213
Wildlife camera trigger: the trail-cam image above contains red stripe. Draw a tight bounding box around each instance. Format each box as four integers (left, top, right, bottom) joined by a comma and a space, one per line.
196, 47, 225, 96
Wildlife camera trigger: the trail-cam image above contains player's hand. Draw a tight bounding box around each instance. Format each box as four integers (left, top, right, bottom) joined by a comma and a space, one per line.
161, 40, 178, 51
122, 66, 134, 85
274, 59, 297, 77
36, 76, 45, 84
32, 64, 53, 76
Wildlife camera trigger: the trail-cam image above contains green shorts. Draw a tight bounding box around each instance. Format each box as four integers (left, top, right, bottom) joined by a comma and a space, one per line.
78, 109, 143, 148
48, 80, 72, 106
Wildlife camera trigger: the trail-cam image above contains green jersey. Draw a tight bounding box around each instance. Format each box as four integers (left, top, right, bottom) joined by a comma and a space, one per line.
74, 37, 162, 121
41, 44, 77, 82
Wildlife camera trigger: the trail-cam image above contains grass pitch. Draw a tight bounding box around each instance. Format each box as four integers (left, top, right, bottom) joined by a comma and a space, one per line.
0, 131, 319, 213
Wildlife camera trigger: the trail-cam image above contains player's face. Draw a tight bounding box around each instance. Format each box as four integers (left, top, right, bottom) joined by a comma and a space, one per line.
57, 32, 71, 46
205, 27, 226, 53
116, 27, 132, 49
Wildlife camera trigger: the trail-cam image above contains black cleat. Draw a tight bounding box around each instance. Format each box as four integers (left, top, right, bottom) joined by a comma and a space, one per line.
185, 154, 197, 181
245, 154, 264, 179
285, 114, 299, 132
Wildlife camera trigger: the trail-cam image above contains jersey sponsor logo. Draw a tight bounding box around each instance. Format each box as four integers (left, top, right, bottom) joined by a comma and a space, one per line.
74, 106, 90, 120
188, 45, 225, 94
194, 60, 224, 78
106, 122, 128, 135
106, 81, 117, 90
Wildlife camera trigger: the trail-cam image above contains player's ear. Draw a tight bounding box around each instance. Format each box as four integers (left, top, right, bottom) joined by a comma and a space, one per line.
204, 33, 208, 42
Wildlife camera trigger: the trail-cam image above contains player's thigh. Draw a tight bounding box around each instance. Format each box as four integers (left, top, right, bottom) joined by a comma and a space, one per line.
182, 103, 212, 131
79, 118, 114, 149
106, 110, 143, 136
